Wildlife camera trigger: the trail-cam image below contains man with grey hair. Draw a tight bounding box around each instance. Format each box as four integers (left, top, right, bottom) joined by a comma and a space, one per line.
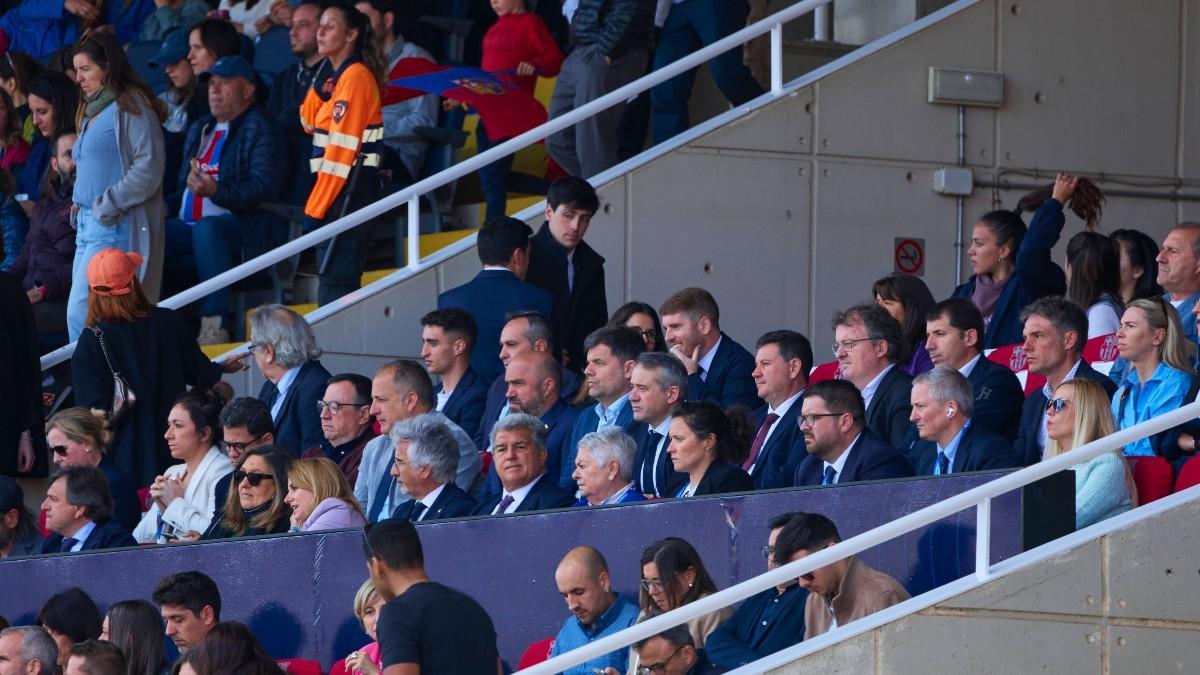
630, 352, 686, 498
833, 304, 913, 448
40, 466, 136, 553
572, 427, 644, 506
0, 626, 59, 675
249, 304, 331, 456
357, 360, 482, 523
471, 413, 574, 515
388, 415, 477, 522
908, 368, 1018, 475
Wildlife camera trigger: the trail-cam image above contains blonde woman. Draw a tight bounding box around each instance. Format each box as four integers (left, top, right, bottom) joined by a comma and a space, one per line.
45, 407, 139, 530
1045, 378, 1135, 529
331, 579, 386, 675
284, 457, 366, 533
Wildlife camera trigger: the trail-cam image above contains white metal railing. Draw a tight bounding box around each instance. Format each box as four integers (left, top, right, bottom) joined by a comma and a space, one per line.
38, 0, 834, 372
516, 401, 1200, 674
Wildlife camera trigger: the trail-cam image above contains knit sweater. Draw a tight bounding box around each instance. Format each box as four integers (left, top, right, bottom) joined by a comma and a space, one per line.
1073, 452, 1133, 529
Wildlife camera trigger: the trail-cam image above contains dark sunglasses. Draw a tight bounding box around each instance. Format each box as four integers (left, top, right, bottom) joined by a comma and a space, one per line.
800, 571, 816, 582
1045, 398, 1072, 415
50, 445, 68, 456
233, 470, 274, 487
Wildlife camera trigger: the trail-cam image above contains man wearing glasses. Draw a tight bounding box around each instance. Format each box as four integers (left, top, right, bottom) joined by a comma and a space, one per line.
301, 374, 377, 486
792, 380, 913, 487
628, 623, 720, 675
831, 304, 913, 448
208, 397, 278, 523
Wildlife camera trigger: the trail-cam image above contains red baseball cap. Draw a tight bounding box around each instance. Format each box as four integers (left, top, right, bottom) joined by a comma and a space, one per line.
86, 249, 143, 296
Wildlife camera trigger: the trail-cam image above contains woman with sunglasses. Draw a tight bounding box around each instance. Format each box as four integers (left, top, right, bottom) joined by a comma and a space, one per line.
202, 444, 294, 540
284, 457, 365, 532
133, 389, 234, 544
633, 537, 731, 670
666, 402, 753, 499
1045, 378, 1134, 529
45, 407, 139, 531
1112, 298, 1199, 458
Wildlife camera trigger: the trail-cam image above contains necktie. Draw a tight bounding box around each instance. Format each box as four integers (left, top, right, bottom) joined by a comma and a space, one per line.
265, 386, 279, 409
59, 537, 79, 552
821, 466, 836, 486
642, 432, 663, 495
367, 470, 394, 523
936, 452, 950, 476
410, 501, 427, 522
496, 494, 515, 514
743, 413, 780, 472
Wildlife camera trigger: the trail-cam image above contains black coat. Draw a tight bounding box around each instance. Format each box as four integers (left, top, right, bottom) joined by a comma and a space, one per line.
42, 519, 137, 553
966, 356, 1025, 443
200, 502, 291, 540
689, 460, 753, 497
440, 367, 489, 442
0, 271, 46, 477
685, 333, 763, 410
748, 398, 807, 489
438, 269, 554, 383
391, 483, 477, 522
910, 424, 1020, 475
258, 360, 332, 456
525, 223, 608, 373
471, 474, 575, 516
72, 307, 224, 487
865, 367, 915, 449
794, 429, 914, 487
1014, 361, 1117, 466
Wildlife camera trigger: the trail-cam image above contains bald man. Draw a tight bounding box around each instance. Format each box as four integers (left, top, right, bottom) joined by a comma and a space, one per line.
550, 546, 639, 675
478, 351, 582, 502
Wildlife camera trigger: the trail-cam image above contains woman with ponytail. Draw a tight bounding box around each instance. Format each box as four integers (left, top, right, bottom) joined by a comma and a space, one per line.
666, 402, 754, 498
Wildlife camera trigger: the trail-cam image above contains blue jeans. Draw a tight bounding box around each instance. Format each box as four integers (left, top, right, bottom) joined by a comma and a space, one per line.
475, 122, 514, 224
67, 206, 131, 341
166, 213, 252, 321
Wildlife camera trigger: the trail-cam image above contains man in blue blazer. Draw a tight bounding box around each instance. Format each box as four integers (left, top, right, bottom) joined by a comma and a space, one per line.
908, 368, 1019, 475
420, 308, 489, 441
389, 416, 478, 522
1014, 297, 1117, 466
630, 353, 687, 497
925, 299, 1024, 442
40, 466, 136, 553
745, 330, 813, 489
438, 218, 554, 383
833, 304, 914, 449
251, 304, 330, 456
660, 287, 762, 410
793, 380, 914, 486
472, 413, 575, 515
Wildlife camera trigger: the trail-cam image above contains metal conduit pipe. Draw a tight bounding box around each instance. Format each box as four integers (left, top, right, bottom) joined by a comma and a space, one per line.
955, 105, 965, 284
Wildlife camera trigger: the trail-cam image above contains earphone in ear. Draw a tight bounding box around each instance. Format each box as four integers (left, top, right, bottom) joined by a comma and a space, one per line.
945, 408, 954, 419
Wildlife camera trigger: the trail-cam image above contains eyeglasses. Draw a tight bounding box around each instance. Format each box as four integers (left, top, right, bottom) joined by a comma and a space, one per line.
50, 445, 68, 456
800, 571, 816, 582
798, 413, 842, 427
246, 342, 268, 353
233, 470, 274, 487
392, 457, 407, 469
831, 337, 875, 355
224, 434, 264, 455
1045, 398, 1073, 415
637, 329, 658, 340
760, 545, 775, 560
317, 400, 369, 415
639, 577, 665, 591
635, 646, 685, 675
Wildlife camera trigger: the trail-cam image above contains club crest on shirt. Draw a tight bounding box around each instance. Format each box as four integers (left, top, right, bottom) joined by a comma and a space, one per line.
320, 77, 334, 95
332, 100, 349, 122
451, 78, 504, 95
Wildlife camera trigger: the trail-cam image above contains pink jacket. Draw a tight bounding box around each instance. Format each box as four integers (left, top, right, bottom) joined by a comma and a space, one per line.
302, 498, 366, 532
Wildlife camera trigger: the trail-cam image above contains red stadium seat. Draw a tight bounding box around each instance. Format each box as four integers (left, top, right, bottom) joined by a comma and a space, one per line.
326, 659, 350, 675
1174, 456, 1200, 492
808, 361, 841, 385
138, 487, 152, 513
38, 510, 48, 537
1127, 456, 1174, 505
479, 451, 492, 476
276, 659, 323, 675
517, 638, 555, 670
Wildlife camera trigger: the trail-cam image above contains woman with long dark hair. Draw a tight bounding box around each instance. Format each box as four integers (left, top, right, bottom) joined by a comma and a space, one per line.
15, 70, 77, 215
66, 31, 167, 341
103, 600, 170, 675
38, 587, 102, 671
666, 401, 753, 498
1110, 228, 1164, 305
0, 51, 43, 144
202, 444, 294, 539
636, 538, 731, 656
609, 301, 668, 353
1065, 231, 1123, 338
873, 272, 935, 376
0, 88, 30, 175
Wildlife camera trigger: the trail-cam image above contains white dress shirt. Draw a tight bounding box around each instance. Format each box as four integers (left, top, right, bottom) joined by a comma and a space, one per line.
696, 335, 723, 382
271, 366, 302, 421
860, 364, 894, 410
414, 483, 447, 521
822, 432, 860, 485
494, 473, 545, 514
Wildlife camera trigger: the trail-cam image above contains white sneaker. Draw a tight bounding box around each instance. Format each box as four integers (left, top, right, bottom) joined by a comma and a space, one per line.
198, 316, 230, 345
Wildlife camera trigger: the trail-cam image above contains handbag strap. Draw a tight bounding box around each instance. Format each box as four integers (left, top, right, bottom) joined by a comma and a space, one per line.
88, 326, 122, 377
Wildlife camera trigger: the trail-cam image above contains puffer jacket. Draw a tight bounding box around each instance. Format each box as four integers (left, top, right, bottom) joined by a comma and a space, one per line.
9, 180, 74, 300
569, 0, 655, 59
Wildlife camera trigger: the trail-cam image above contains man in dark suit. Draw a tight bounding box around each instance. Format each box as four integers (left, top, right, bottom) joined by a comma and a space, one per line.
746, 330, 812, 489
793, 380, 914, 486
909, 368, 1019, 475
660, 287, 761, 409
40, 466, 136, 553
525, 177, 608, 374
251, 304, 331, 456
472, 413, 575, 515
630, 353, 687, 498
389, 415, 477, 522
833, 304, 913, 448
420, 308, 488, 441
302, 374, 376, 486
1015, 297, 1117, 465
925, 299, 1023, 442
438, 217, 554, 383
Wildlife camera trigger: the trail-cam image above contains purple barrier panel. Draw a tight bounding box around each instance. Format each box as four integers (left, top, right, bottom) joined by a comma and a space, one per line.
0, 473, 1022, 669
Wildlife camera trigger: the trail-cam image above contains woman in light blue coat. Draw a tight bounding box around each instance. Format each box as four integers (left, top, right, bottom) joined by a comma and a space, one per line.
285, 457, 367, 532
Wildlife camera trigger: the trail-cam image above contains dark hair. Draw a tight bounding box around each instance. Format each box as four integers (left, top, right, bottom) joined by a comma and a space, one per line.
0, 51, 43, 96
670, 401, 754, 464
153, 571, 222, 621
1017, 178, 1106, 230
380, 359, 436, 409
767, 511, 803, 531
638, 538, 719, 614
547, 176, 599, 213
355, 0, 399, 35
219, 397, 275, 438
106, 600, 167, 675
832, 303, 907, 364
477, 217, 533, 266
1110, 229, 1164, 302
975, 210, 1027, 264
55, 465, 115, 522
38, 588, 102, 643
756, 329, 814, 379
363, 519, 424, 570
69, 639, 126, 675
659, 287, 720, 329
633, 622, 694, 651
326, 373, 373, 406
609, 301, 667, 352
182, 622, 282, 675
191, 19, 242, 69
772, 512, 841, 565
27, 70, 79, 139
1020, 296, 1089, 357
0, 88, 21, 148
219, 445, 293, 535
320, 0, 387, 87
72, 32, 166, 127
0, 479, 38, 549
926, 299, 986, 355
1066, 231, 1121, 312
174, 388, 230, 449
506, 310, 555, 347
804, 380, 866, 427
421, 308, 478, 351
583, 325, 646, 365
872, 273, 936, 353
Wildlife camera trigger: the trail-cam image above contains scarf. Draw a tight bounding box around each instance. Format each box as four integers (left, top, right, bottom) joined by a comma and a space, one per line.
972, 273, 1010, 324
84, 86, 118, 120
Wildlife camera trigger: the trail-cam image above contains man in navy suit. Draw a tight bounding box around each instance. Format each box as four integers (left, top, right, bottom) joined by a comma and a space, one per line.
925, 299, 1024, 442
1015, 297, 1117, 465
661, 287, 762, 409
525, 177, 608, 374
793, 380, 914, 486
629, 353, 687, 498
438, 218, 554, 383
251, 304, 331, 456
745, 330, 812, 489
478, 351, 582, 502
908, 368, 1019, 475
833, 304, 913, 448
420, 308, 488, 442
562, 326, 647, 490
389, 416, 478, 522
40, 466, 136, 553
472, 413, 575, 515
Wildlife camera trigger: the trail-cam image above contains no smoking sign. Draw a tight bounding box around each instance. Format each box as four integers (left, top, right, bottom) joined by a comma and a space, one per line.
894, 237, 925, 276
